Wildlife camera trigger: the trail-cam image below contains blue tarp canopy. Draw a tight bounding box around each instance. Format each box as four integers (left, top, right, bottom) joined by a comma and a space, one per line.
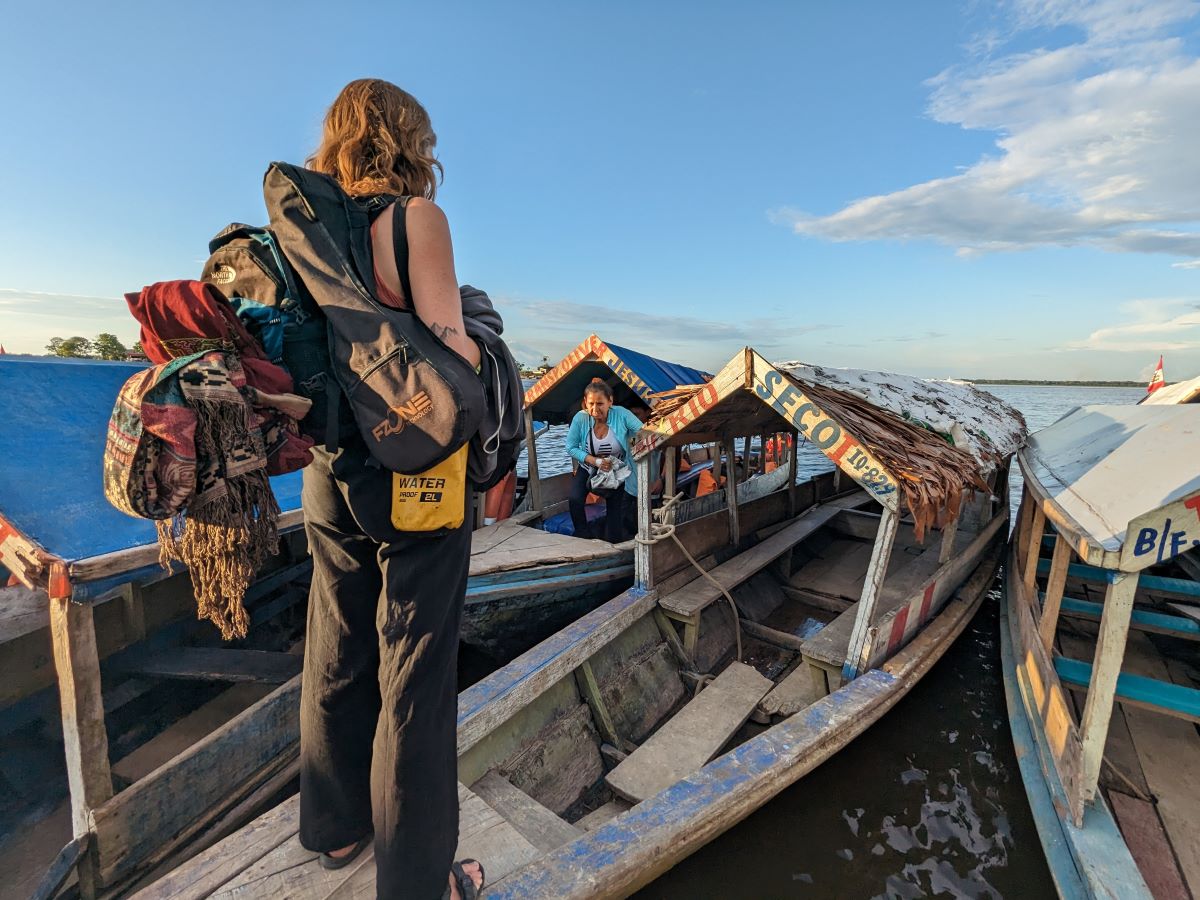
0, 356, 302, 587
523, 334, 710, 425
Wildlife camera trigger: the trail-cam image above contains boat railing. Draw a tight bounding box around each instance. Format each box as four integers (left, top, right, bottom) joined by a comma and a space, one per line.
1010, 479, 1200, 825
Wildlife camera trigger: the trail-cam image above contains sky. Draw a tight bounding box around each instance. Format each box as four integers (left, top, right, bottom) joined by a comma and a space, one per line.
1, 0, 1198, 381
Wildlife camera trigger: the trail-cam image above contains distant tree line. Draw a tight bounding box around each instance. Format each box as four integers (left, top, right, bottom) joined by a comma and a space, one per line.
968, 378, 1143, 387
46, 334, 142, 360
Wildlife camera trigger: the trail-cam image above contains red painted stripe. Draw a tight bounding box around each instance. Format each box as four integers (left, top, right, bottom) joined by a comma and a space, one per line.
919, 581, 935, 623
828, 438, 856, 464
48, 563, 71, 601
887, 605, 910, 654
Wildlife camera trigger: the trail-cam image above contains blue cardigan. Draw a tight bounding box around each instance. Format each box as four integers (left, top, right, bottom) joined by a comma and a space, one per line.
566, 406, 645, 497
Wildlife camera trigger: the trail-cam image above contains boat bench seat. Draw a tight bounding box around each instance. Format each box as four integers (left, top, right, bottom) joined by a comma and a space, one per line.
658, 494, 870, 621
470, 771, 583, 852
1055, 656, 1200, 724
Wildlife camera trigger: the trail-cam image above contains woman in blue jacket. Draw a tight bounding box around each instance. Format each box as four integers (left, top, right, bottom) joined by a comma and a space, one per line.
566, 378, 643, 541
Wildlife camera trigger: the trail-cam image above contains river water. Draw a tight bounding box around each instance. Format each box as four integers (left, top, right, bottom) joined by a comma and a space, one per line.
622, 384, 1142, 900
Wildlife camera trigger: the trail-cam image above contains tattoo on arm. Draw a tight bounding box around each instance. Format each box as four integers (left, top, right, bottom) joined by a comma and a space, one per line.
430, 323, 460, 341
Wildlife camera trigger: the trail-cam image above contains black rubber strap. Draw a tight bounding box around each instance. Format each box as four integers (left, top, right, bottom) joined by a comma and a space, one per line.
390, 197, 414, 308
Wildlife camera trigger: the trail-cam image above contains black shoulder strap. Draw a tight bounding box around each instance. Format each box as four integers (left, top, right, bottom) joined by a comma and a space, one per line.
391, 197, 414, 307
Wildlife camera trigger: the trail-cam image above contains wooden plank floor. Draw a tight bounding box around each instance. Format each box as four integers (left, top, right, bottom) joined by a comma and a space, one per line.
800, 533, 970, 668
135, 784, 543, 899
1058, 627, 1196, 899
1120, 632, 1200, 897
469, 522, 619, 576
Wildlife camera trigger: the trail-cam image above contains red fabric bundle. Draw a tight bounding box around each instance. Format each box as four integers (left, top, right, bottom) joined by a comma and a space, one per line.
125, 281, 314, 474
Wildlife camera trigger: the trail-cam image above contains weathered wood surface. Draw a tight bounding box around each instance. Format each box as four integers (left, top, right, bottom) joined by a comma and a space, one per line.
49, 596, 112, 897
487, 554, 994, 899
779, 584, 852, 614
1057, 633, 1151, 798
1119, 631, 1200, 896
90, 675, 301, 885
651, 480, 825, 583
1108, 791, 1191, 900
758, 660, 824, 718
140, 783, 544, 899
787, 540, 875, 600
457, 587, 658, 755
1006, 544, 1086, 826
130, 795, 300, 900
0, 584, 48, 643
659, 494, 866, 619
1077, 573, 1139, 808
470, 523, 619, 576
800, 537, 949, 668
605, 661, 772, 802
1000, 581, 1151, 900
471, 772, 584, 852
67, 509, 307, 585
30, 835, 89, 900
113, 647, 302, 684
1038, 532, 1072, 650
575, 799, 633, 832
841, 506, 900, 679
739, 619, 809, 652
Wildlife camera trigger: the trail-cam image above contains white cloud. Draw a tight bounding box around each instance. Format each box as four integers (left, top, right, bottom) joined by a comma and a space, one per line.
1064, 297, 1200, 350
778, 0, 1200, 263
501, 295, 840, 369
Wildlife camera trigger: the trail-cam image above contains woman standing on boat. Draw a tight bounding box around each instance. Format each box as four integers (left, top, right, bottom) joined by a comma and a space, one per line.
566, 378, 643, 542
297, 80, 484, 900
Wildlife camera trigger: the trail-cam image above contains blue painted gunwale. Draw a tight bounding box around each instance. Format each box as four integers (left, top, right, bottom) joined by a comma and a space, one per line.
485, 669, 899, 898
1000, 560, 1152, 900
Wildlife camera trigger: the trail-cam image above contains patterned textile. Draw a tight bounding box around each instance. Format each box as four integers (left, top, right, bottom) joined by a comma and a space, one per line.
104, 350, 279, 639
127, 280, 314, 475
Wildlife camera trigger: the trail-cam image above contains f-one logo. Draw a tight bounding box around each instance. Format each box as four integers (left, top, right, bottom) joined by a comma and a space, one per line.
372, 391, 433, 441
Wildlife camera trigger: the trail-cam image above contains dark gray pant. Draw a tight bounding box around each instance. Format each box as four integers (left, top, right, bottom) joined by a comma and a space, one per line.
298, 440, 470, 900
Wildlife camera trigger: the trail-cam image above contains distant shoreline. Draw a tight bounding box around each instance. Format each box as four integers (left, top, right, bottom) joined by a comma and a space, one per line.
966, 379, 1143, 387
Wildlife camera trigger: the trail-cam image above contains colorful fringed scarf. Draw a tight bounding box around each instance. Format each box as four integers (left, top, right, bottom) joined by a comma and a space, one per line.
103, 280, 312, 638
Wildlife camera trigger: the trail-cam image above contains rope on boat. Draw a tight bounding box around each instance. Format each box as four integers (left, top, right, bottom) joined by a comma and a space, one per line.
636, 492, 744, 667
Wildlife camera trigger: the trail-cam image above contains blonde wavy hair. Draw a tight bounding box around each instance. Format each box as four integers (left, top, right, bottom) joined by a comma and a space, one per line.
308, 79, 443, 199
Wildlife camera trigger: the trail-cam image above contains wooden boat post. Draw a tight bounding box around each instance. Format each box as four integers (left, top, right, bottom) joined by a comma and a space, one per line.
1077, 570, 1139, 807
48, 596, 112, 899
523, 405, 542, 516
635, 454, 654, 591
724, 437, 740, 547
1036, 530, 1072, 650
786, 428, 798, 517
841, 506, 900, 683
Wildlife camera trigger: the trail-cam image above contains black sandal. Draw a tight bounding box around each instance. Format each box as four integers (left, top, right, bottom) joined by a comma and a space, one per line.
449, 858, 486, 900
318, 832, 372, 870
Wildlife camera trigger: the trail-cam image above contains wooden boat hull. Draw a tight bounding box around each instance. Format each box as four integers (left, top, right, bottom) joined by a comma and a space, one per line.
483, 527, 1005, 898
1000, 544, 1153, 900
463, 555, 633, 658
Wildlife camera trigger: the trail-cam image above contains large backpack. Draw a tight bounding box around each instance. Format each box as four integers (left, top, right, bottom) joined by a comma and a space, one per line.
203, 162, 486, 475
201, 223, 350, 450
